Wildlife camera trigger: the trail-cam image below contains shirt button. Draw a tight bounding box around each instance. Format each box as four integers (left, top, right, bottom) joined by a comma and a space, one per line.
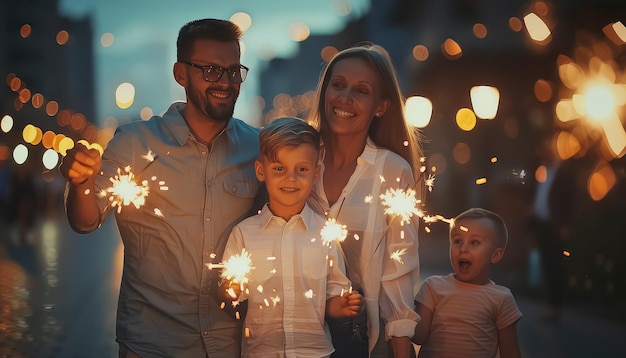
205, 217, 211, 222
201, 151, 208, 156
203, 330, 209, 336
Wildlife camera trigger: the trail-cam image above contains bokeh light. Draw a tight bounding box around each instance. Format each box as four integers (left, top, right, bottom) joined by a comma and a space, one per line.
333, 0, 352, 16
116, 82, 135, 109
412, 45, 429, 62
456, 108, 477, 131
288, 22, 310, 42
20, 24, 32, 38
140, 107, 154, 121
442, 38, 462, 59
42, 148, 60, 170
405, 96, 432, 128
56, 30, 69, 45
470, 86, 499, 120
1, 114, 13, 133
100, 32, 115, 47
473, 23, 487, 39
13, 144, 28, 165
230, 12, 252, 32
524, 12, 551, 42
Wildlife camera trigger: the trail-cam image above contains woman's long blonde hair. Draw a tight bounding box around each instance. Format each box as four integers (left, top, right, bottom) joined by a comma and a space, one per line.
307, 42, 424, 182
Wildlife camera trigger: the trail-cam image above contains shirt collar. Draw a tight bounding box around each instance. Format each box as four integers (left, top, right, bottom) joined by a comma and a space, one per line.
360, 137, 378, 166
258, 203, 315, 231
162, 102, 237, 146
320, 136, 378, 167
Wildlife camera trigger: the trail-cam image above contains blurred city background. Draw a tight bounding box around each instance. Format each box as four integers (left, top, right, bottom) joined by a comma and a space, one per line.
1, 0, 626, 357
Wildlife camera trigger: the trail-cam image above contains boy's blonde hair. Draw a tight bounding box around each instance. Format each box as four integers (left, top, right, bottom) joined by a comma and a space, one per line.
452, 208, 509, 250
259, 117, 320, 162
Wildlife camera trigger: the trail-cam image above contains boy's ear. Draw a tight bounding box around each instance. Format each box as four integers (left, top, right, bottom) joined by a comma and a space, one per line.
255, 160, 265, 182
491, 247, 504, 264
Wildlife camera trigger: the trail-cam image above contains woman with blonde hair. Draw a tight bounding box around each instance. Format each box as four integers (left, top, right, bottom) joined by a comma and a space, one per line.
307, 42, 423, 358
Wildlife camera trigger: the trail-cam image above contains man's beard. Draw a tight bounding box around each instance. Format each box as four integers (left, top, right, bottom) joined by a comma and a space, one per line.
189, 87, 238, 122
206, 95, 237, 122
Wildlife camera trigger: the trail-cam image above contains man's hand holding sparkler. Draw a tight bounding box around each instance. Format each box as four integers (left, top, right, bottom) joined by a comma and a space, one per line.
60, 141, 103, 233
60, 141, 102, 187
326, 289, 364, 318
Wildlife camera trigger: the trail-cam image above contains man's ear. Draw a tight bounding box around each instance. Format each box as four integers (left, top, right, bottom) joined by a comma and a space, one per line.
255, 160, 265, 182
173, 62, 187, 87
491, 247, 504, 264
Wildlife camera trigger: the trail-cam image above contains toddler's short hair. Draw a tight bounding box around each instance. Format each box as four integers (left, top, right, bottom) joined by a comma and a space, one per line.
452, 208, 509, 249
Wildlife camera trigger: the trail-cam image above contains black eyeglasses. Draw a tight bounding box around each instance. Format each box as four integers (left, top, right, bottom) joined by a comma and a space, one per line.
181, 61, 249, 83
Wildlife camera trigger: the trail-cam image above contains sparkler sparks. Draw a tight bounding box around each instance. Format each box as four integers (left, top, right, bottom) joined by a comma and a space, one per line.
379, 187, 423, 225
390, 248, 408, 264
220, 248, 254, 286
99, 151, 161, 213
425, 174, 435, 192
320, 218, 348, 246
100, 166, 150, 213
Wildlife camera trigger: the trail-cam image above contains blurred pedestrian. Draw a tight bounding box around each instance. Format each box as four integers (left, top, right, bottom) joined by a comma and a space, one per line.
528, 133, 576, 321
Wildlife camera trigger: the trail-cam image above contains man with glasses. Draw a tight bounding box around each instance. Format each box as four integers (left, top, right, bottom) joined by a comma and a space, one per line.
60, 18, 261, 357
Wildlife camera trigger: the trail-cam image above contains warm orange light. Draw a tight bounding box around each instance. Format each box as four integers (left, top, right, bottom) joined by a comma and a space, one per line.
321, 46, 338, 62
32, 93, 44, 108
56, 30, 69, 45
535, 165, 547, 183
20, 24, 32, 38
412, 45, 429, 62
534, 79, 553, 102
442, 38, 462, 59
473, 23, 487, 39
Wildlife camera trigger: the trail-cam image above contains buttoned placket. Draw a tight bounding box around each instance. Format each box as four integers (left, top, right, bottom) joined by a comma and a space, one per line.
281, 218, 297, 352
197, 137, 217, 351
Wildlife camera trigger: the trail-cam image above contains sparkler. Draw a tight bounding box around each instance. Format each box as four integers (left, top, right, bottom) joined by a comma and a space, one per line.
219, 248, 254, 288
98, 151, 159, 213
102, 166, 150, 213
379, 187, 424, 226
320, 218, 348, 247
390, 248, 408, 264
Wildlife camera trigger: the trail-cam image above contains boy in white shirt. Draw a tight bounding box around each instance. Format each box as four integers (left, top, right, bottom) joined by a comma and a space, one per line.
413, 208, 522, 358
221, 117, 363, 357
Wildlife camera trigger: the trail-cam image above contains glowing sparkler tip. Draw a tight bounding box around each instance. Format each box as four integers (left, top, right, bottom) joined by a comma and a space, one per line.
379, 187, 423, 225
221, 248, 254, 284
320, 218, 348, 246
